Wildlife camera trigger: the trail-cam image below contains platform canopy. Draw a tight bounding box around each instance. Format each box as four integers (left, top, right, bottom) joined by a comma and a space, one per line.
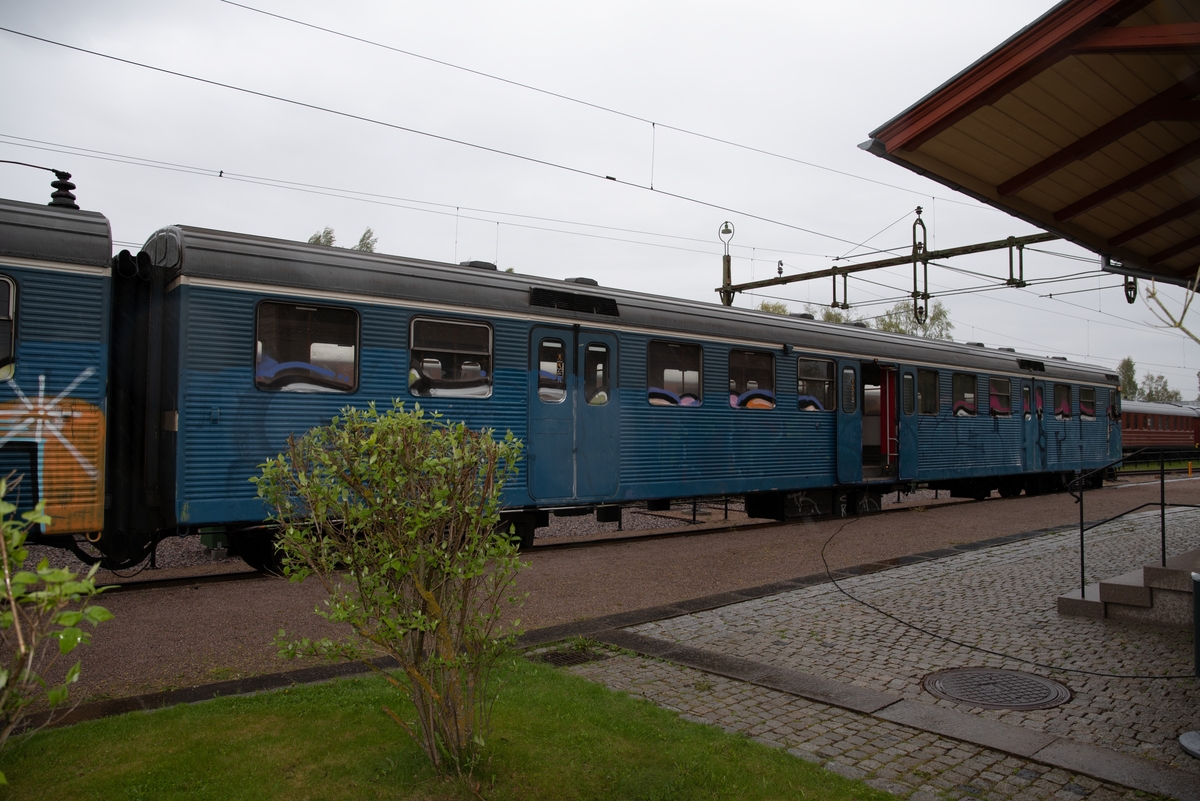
863, 0, 1200, 287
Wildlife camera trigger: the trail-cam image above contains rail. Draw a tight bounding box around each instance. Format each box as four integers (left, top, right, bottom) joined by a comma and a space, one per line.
1068, 447, 1200, 597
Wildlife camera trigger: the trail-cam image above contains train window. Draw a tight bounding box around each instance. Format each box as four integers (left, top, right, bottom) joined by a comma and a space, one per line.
0, 276, 14, 381
841, 367, 857, 414
255, 301, 358, 393
408, 318, 493, 398
1109, 389, 1121, 420
797, 359, 835, 411
952, 373, 976, 417
729, 350, 775, 409
1023, 386, 1032, 421
647, 341, 702, 406
1080, 388, 1095, 420
1054, 384, 1072, 420
584, 343, 610, 405
917, 370, 939, 415
988, 378, 1011, 416
1035, 385, 1044, 419
902, 373, 915, 415
535, 339, 566, 403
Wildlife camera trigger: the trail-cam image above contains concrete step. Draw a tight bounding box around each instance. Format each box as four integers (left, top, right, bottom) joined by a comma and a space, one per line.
1058, 547, 1196, 630
1097, 568, 1152, 607
1143, 547, 1200, 592
1057, 583, 1102, 619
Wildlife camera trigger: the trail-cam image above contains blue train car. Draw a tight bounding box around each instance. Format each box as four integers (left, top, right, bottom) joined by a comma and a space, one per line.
0, 192, 1123, 569
112, 224, 1119, 565
0, 196, 110, 541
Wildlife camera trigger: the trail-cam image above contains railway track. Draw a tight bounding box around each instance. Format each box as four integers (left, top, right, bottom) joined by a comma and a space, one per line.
98, 569, 272, 593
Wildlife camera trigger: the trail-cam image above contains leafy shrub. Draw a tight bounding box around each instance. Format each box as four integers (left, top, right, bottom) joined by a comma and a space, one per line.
255, 402, 525, 774
0, 480, 112, 784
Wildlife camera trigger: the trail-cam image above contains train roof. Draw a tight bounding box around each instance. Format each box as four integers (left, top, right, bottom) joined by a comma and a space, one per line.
0, 197, 111, 267
143, 223, 1118, 386
1121, 400, 1200, 417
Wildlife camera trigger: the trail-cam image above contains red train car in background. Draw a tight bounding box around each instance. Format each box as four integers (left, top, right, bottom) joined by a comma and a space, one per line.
1120, 400, 1200, 451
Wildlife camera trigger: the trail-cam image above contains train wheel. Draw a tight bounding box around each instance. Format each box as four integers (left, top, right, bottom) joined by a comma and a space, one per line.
997, 481, 1022, 498
237, 530, 284, 575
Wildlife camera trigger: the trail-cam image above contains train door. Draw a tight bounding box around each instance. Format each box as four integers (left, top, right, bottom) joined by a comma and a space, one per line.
1032, 380, 1047, 471
527, 325, 619, 502
1021, 380, 1035, 471
836, 360, 862, 483
898, 369, 918, 479
574, 332, 619, 499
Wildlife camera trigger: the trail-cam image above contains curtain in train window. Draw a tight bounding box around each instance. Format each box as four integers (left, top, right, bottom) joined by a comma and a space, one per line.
728, 350, 774, 409
988, 378, 1011, 416
1054, 384, 1072, 420
256, 301, 358, 392
841, 367, 857, 414
951, 373, 976, 416
797, 359, 835, 411
408, 318, 493, 398
647, 341, 702, 406
1080, 388, 1096, 421
583, 343, 610, 405
0, 276, 14, 381
917, 370, 938, 415
902, 373, 915, 415
1023, 386, 1032, 420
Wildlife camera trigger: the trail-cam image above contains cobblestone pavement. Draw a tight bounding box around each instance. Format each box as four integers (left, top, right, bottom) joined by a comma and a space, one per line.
572, 655, 1147, 801
629, 508, 1200, 776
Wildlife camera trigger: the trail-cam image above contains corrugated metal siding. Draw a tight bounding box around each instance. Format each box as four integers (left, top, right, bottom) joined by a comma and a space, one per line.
917, 372, 1021, 478
0, 265, 107, 533
177, 289, 531, 524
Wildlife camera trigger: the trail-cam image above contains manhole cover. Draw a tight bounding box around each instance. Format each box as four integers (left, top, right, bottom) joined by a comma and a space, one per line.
922, 669, 1071, 710
539, 650, 607, 668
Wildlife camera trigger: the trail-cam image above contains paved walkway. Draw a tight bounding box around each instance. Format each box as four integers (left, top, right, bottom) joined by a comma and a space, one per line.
553, 508, 1200, 800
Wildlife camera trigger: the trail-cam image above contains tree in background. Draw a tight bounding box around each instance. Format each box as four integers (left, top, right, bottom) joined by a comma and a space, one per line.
307, 227, 335, 247
1116, 357, 1138, 401
307, 227, 378, 252
756, 300, 788, 315
875, 300, 954, 339
1139, 373, 1182, 403
353, 227, 377, 253
802, 304, 871, 327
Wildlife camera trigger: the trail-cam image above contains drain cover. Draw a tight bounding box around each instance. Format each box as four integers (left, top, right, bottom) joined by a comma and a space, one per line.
922, 669, 1071, 710
539, 650, 607, 668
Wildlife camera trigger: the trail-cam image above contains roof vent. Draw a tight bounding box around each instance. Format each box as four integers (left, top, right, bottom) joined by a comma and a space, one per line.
998, 347, 1015, 352
1105, 373, 1119, 382
565, 277, 599, 286
1018, 358, 1045, 372
1051, 356, 1068, 361
843, 321, 868, 328
459, 260, 497, 271
530, 287, 618, 317
792, 312, 815, 320
966, 341, 986, 347
48, 170, 79, 210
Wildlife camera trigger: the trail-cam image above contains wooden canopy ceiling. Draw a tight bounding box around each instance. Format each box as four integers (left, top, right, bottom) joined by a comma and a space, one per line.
863, 0, 1200, 287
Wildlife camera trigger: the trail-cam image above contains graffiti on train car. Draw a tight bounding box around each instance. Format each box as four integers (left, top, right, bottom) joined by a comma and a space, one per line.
0, 366, 105, 533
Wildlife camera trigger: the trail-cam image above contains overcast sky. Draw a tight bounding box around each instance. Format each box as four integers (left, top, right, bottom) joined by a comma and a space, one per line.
2, 0, 1197, 397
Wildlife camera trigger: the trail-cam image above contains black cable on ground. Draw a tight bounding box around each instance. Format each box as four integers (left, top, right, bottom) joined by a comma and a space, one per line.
818, 517, 1194, 680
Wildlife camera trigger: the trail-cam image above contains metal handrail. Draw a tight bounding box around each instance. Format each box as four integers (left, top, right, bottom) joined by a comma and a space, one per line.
1067, 447, 1200, 597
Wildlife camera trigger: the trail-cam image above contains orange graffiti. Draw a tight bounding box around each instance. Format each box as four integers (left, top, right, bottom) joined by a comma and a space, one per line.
0, 393, 106, 536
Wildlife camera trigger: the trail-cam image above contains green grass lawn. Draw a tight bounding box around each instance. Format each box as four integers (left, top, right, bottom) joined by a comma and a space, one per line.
0, 655, 890, 801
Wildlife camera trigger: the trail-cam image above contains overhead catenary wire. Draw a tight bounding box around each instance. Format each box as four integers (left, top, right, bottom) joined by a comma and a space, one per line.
218, 0, 999, 214
0, 25, 879, 251
0, 133, 839, 261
